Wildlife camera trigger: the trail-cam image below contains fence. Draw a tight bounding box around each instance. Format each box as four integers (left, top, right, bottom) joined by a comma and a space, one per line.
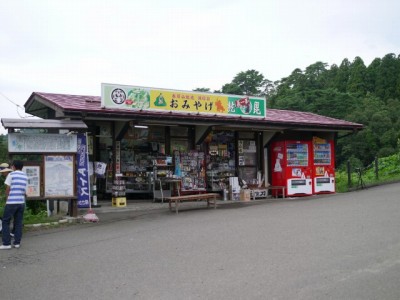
345, 156, 400, 190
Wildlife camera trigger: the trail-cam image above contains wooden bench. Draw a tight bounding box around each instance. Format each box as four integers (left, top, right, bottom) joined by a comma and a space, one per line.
166, 193, 220, 214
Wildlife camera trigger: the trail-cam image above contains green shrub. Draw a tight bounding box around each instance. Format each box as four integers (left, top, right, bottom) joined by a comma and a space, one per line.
336, 152, 400, 193
0, 186, 57, 225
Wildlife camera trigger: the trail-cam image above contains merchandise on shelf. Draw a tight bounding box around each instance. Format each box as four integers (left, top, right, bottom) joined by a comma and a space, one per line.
112, 179, 126, 197
180, 150, 206, 191
206, 144, 236, 191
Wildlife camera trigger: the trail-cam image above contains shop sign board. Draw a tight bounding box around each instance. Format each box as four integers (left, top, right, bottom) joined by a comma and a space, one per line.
101, 83, 266, 118
8, 133, 77, 153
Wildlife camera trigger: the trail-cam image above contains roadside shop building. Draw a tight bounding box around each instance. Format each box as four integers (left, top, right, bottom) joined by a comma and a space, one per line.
20, 84, 363, 199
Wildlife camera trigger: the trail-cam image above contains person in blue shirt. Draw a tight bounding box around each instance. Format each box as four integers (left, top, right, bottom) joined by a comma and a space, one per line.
0, 161, 28, 250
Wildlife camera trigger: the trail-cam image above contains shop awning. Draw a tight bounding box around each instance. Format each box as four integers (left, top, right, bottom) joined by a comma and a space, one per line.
1, 118, 88, 131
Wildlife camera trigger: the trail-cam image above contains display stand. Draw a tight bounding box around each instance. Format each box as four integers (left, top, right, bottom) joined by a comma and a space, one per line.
112, 178, 127, 207
153, 178, 181, 203
91, 176, 101, 208
153, 157, 174, 202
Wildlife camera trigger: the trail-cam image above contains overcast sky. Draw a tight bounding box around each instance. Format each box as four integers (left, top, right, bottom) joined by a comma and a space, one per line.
1, 0, 399, 133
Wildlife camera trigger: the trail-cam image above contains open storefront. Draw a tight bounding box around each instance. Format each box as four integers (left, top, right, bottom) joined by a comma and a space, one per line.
18, 83, 363, 202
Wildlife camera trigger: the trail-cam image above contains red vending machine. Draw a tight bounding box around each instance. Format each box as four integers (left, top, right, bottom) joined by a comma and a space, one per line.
312, 138, 335, 194
270, 140, 313, 197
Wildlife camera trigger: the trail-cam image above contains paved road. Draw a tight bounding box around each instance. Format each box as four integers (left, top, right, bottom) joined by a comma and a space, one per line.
1, 183, 400, 299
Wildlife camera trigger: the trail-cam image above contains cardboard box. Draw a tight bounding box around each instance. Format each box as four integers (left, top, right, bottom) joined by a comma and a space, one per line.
240, 189, 251, 202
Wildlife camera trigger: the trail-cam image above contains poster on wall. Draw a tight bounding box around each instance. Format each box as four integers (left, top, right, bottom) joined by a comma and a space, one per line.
22, 166, 41, 197
44, 155, 75, 198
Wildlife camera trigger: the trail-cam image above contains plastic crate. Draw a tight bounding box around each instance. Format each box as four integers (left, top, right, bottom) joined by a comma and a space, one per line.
112, 197, 127, 207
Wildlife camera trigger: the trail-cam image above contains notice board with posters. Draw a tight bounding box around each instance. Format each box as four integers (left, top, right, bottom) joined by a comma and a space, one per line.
22, 166, 41, 198
8, 133, 77, 153
44, 155, 75, 198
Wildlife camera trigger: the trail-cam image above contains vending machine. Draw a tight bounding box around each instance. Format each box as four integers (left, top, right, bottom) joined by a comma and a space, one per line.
270, 140, 313, 197
312, 137, 335, 194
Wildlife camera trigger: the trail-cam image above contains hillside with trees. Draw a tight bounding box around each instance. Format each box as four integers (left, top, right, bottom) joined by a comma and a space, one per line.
200, 53, 400, 169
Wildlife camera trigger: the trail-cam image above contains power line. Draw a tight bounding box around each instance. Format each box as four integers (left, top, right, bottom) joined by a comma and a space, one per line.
0, 91, 35, 119
0, 91, 22, 108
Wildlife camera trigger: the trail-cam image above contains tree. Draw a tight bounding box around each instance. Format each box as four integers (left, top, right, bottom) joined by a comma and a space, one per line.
334, 58, 351, 92
221, 83, 243, 95
263, 79, 278, 100
222, 70, 267, 96
375, 53, 400, 101
269, 54, 400, 167
347, 56, 367, 95
0, 135, 8, 164
365, 57, 381, 94
304, 61, 329, 90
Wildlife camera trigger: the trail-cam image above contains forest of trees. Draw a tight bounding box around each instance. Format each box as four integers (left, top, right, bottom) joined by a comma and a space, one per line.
195, 53, 400, 169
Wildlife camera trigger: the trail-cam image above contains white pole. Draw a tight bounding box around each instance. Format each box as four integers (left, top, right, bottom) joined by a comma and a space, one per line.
46, 200, 51, 217
85, 133, 92, 210
92, 177, 98, 206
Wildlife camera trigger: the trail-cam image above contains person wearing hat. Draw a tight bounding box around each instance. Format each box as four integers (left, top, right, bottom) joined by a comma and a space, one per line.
0, 166, 12, 189
0, 167, 13, 189
0, 161, 28, 250
0, 162, 10, 170
0, 167, 12, 175
0, 167, 14, 236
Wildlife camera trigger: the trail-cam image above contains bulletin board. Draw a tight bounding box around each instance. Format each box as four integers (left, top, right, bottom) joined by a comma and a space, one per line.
44, 155, 75, 198
22, 166, 41, 198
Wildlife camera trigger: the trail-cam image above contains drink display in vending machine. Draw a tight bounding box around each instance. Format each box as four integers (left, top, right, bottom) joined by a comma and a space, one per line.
312, 137, 335, 194
270, 140, 313, 197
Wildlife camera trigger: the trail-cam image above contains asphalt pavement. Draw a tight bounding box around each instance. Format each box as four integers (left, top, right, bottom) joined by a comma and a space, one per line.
2, 184, 400, 300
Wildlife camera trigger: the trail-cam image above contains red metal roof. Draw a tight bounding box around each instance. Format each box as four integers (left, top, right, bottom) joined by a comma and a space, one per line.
26, 92, 363, 130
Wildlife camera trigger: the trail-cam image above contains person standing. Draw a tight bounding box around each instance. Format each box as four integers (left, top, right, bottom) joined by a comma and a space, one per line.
0, 162, 10, 170
0, 167, 14, 236
0, 161, 28, 250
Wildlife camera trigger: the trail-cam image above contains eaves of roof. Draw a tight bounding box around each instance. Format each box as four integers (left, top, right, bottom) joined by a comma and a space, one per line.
24, 92, 364, 131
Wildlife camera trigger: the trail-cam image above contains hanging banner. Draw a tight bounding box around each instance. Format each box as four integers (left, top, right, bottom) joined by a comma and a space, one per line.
101, 83, 266, 118
76, 134, 90, 208
94, 161, 107, 177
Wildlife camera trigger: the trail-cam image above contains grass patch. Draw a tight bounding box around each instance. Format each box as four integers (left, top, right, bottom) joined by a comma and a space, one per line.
0, 187, 62, 225
336, 153, 400, 192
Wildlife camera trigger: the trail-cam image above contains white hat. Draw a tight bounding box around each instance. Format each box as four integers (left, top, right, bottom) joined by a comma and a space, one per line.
0, 168, 12, 173
0, 162, 9, 169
